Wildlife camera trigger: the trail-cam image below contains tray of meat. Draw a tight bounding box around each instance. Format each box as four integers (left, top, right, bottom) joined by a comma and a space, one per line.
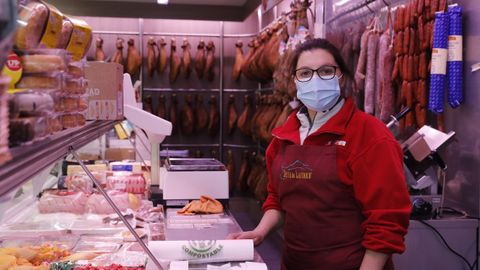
38, 189, 89, 214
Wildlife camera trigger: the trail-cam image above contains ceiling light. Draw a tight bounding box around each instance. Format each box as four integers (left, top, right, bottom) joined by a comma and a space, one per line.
335, 0, 351, 6
157, 0, 168, 5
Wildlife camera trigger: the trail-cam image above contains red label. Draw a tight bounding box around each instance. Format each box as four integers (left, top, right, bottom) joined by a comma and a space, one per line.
6, 53, 21, 71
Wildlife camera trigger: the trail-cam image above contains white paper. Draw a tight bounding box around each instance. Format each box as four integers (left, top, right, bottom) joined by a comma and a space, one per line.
431, 48, 448, 75
147, 240, 254, 266
448, 35, 463, 61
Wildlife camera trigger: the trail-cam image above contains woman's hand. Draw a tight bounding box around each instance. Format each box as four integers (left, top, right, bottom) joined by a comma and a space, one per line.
227, 230, 265, 246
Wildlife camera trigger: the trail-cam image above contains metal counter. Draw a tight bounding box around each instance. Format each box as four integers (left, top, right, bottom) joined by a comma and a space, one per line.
164, 208, 264, 269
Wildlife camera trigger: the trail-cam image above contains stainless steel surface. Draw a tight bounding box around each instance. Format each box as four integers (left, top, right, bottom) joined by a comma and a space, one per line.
70, 148, 164, 270
162, 143, 220, 148
223, 33, 258, 38
0, 121, 119, 197
165, 158, 226, 171
93, 30, 140, 35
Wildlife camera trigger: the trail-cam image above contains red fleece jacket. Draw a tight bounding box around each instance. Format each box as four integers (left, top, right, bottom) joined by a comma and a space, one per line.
262, 98, 411, 254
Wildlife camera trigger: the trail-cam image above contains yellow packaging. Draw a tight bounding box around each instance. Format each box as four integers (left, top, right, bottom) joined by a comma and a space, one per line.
1, 53, 22, 89
39, 3, 64, 48
66, 17, 93, 61
15, 2, 49, 50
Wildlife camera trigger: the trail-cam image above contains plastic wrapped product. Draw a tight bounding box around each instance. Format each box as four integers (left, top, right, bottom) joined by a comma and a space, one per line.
0, 76, 12, 165
46, 112, 63, 133
38, 189, 88, 214
76, 112, 86, 126
15, 2, 49, 50
85, 191, 141, 214
148, 222, 166, 241
44, 89, 64, 112
38, 3, 64, 49
9, 116, 48, 146
447, 5, 463, 108
106, 172, 146, 194
65, 17, 93, 61
62, 96, 80, 112
64, 78, 87, 94
20, 49, 68, 73
56, 17, 74, 49
8, 90, 54, 118
67, 63, 85, 79
16, 73, 63, 90
429, 12, 449, 114
62, 113, 78, 129
64, 173, 94, 194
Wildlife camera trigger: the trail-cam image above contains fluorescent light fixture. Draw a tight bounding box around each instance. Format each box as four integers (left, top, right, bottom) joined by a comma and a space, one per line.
157, 0, 168, 4
335, 0, 351, 6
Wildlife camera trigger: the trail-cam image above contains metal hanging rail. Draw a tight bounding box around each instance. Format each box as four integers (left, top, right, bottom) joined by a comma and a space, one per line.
223, 33, 258, 38
93, 30, 140, 35
143, 31, 220, 38
143, 87, 220, 92
223, 144, 258, 149
327, 0, 377, 24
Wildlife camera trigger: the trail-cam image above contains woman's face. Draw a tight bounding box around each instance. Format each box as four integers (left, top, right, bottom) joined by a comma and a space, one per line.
295, 48, 343, 81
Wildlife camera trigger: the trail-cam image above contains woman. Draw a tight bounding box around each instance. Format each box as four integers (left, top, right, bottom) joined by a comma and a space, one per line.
228, 38, 411, 270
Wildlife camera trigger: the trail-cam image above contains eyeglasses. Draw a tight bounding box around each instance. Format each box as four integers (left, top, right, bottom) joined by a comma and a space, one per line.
294, 65, 341, 82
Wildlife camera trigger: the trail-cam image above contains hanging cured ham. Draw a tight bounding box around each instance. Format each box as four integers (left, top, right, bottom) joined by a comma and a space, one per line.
194, 40, 206, 79
95, 37, 105, 61
126, 38, 142, 76
180, 94, 194, 135
232, 40, 244, 81
111, 38, 124, 66
147, 37, 156, 77
237, 94, 253, 136
194, 94, 208, 132
157, 94, 166, 119
181, 38, 192, 79
207, 95, 219, 136
226, 150, 235, 195
157, 37, 167, 74
227, 94, 238, 135
169, 38, 181, 84
236, 150, 250, 194
169, 94, 178, 134
206, 41, 215, 81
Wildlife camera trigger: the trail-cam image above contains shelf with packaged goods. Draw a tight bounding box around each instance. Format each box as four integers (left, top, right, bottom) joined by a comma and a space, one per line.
0, 120, 121, 197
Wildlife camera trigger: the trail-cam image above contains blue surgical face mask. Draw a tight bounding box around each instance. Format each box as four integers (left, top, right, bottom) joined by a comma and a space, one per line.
295, 75, 341, 112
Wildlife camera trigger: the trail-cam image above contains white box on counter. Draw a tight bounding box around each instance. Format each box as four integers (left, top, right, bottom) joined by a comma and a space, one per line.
160, 167, 229, 200
85, 62, 124, 120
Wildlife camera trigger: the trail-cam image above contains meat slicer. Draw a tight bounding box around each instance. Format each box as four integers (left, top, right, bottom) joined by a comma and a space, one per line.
387, 108, 456, 219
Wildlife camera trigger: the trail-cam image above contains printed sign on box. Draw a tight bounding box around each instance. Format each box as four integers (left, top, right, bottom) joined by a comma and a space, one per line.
85, 62, 124, 120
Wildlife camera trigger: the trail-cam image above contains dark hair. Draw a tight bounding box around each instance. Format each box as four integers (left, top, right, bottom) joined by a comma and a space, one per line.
290, 38, 353, 90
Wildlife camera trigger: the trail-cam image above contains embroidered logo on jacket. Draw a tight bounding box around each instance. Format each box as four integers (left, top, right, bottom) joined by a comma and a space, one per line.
280, 160, 313, 181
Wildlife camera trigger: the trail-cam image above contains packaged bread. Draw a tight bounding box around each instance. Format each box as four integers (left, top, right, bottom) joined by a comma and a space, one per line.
16, 73, 63, 90
62, 113, 78, 129
66, 17, 93, 61
64, 78, 87, 94
46, 112, 63, 133
56, 17, 74, 49
67, 62, 85, 78
76, 112, 86, 126
62, 96, 79, 112
44, 89, 64, 112
9, 116, 48, 146
20, 49, 67, 73
8, 90, 55, 118
15, 2, 49, 50
38, 3, 64, 48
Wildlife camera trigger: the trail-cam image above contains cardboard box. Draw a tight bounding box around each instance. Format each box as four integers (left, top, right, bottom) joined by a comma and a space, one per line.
105, 148, 135, 161
85, 62, 123, 120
